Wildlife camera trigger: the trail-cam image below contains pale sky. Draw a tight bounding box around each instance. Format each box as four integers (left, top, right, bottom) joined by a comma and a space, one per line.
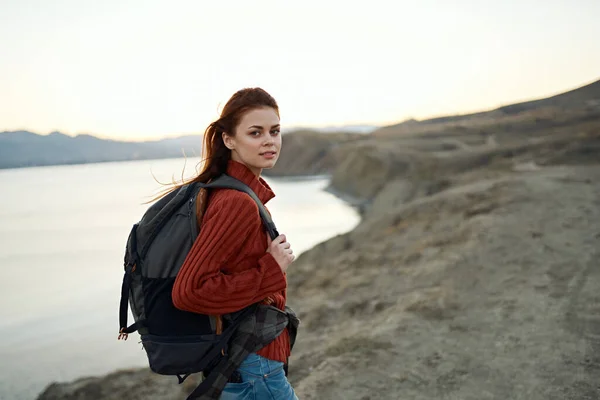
1, 0, 599, 141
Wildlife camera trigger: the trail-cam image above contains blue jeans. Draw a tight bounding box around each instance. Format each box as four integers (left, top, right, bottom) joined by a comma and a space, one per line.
220, 353, 299, 400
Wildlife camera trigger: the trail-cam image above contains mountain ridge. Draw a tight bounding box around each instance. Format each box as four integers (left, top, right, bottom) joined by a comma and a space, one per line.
373, 78, 600, 137
3, 77, 599, 170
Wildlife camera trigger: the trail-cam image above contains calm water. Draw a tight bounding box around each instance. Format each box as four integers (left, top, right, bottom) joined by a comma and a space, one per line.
0, 158, 360, 400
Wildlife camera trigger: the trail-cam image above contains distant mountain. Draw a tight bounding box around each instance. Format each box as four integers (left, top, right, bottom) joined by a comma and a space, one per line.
373, 78, 600, 137
0, 125, 373, 170
0, 131, 202, 169
3, 78, 599, 170
289, 125, 379, 134
494, 78, 600, 114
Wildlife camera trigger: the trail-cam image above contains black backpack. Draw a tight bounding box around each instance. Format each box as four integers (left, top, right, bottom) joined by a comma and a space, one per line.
117, 174, 279, 396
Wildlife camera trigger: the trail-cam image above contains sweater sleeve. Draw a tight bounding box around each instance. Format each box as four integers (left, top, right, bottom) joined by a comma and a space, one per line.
171, 192, 287, 315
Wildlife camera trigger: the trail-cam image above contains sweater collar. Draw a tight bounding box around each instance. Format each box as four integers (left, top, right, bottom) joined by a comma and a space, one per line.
226, 160, 275, 204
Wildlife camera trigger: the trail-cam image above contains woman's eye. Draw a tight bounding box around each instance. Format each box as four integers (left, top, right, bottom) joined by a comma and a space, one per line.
270, 130, 280, 136
250, 131, 261, 136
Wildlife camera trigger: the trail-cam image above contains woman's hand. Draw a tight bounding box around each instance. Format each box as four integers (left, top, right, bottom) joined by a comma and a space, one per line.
267, 234, 295, 273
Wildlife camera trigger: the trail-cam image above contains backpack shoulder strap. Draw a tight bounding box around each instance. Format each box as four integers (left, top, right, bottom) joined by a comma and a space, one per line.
198, 174, 279, 240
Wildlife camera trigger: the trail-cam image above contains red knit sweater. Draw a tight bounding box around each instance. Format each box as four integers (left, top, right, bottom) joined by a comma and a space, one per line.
172, 160, 290, 363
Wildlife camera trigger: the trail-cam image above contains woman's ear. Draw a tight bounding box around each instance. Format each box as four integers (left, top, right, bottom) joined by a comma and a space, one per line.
222, 132, 235, 150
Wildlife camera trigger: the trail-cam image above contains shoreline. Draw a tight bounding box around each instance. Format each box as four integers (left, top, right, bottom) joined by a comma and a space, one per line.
323, 183, 369, 216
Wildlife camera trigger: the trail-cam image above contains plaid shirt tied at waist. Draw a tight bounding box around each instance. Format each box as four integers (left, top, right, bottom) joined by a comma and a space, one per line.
187, 304, 300, 400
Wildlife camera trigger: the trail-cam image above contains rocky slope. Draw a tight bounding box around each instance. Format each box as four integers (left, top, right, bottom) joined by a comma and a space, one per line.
264, 130, 366, 177
288, 162, 600, 400
37, 80, 600, 400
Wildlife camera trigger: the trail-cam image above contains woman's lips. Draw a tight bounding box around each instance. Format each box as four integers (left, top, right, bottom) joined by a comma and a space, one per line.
260, 151, 277, 159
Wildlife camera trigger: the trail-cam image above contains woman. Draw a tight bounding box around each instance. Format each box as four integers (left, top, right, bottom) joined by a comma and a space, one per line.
171, 87, 299, 399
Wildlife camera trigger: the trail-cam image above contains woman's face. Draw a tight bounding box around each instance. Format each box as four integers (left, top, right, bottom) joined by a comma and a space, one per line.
223, 107, 282, 176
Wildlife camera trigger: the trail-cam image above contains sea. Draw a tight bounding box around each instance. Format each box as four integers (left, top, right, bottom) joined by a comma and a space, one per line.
0, 158, 360, 400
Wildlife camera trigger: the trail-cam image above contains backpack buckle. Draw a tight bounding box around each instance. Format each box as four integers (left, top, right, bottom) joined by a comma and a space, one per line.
124, 263, 137, 274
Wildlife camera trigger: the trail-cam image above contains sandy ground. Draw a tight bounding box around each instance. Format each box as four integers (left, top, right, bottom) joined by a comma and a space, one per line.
287, 165, 600, 400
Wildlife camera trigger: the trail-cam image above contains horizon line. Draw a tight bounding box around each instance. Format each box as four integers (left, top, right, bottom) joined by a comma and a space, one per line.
3, 75, 598, 142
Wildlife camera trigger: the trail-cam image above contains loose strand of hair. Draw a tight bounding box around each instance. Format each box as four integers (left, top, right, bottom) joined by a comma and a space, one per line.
143, 123, 224, 204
